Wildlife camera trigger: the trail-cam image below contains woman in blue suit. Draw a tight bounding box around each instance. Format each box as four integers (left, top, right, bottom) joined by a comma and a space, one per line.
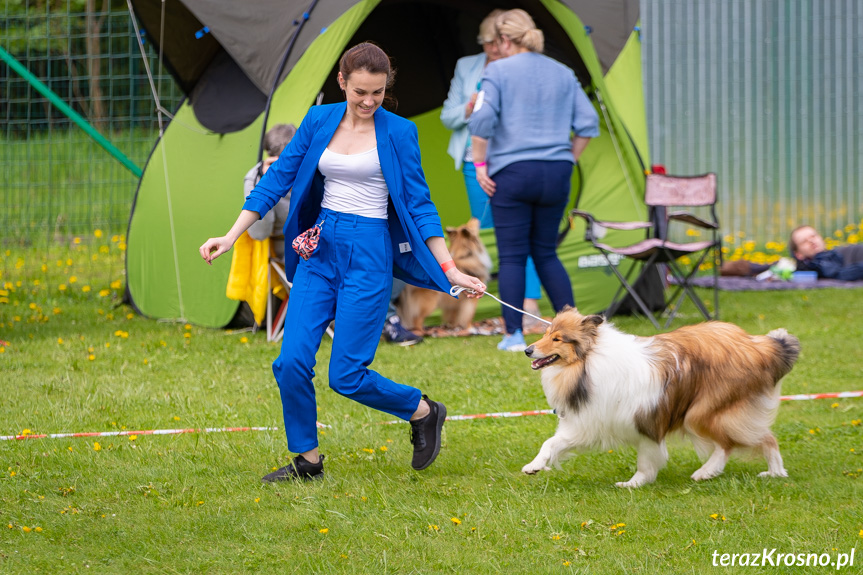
200, 43, 487, 482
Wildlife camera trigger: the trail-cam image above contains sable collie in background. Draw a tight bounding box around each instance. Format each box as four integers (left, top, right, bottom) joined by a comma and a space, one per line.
523, 309, 800, 488
397, 218, 492, 333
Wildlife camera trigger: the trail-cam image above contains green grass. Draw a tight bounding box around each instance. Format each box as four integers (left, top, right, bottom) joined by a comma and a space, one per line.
1, 276, 862, 573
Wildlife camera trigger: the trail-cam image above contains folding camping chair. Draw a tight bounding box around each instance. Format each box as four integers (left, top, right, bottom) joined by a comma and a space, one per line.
266, 257, 335, 342
571, 173, 721, 329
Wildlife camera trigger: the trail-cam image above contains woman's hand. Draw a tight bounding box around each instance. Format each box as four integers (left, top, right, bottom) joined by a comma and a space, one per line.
199, 236, 234, 265
474, 164, 496, 196
445, 268, 486, 298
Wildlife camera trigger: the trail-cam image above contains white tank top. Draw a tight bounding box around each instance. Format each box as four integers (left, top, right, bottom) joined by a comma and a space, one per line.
319, 147, 389, 219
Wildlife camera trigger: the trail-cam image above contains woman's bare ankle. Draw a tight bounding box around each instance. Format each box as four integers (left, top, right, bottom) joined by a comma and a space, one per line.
410, 398, 430, 421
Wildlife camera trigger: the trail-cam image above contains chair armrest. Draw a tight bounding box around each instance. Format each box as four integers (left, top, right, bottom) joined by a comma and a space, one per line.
570, 209, 652, 231
668, 211, 719, 229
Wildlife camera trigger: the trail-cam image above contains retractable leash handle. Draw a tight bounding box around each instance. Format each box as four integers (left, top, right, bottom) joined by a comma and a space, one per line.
449, 286, 552, 326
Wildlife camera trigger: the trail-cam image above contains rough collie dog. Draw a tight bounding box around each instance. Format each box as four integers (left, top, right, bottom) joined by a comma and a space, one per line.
523, 308, 800, 488
397, 218, 492, 333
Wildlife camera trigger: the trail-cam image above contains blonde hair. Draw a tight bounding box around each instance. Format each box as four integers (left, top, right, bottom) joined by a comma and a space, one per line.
495, 9, 544, 53
477, 9, 505, 44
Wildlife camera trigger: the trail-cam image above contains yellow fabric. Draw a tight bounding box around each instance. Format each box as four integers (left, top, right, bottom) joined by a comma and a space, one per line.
226, 232, 270, 325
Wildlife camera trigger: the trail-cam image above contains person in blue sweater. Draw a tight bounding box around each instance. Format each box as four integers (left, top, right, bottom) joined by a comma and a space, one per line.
200, 43, 487, 482
469, 9, 599, 351
790, 225, 863, 280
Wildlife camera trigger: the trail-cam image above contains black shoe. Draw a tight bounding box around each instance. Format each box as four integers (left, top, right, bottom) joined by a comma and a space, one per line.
261, 454, 325, 483
382, 316, 423, 346
409, 396, 446, 470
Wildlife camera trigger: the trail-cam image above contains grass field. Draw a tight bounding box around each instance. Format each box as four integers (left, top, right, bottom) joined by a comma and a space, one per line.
1, 269, 862, 573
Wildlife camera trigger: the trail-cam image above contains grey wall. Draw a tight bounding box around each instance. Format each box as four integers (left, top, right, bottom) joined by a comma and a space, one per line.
641, 0, 863, 246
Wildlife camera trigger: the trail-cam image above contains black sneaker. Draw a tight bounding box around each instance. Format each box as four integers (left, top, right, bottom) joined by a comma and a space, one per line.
382, 316, 423, 346
261, 454, 325, 483
409, 396, 446, 470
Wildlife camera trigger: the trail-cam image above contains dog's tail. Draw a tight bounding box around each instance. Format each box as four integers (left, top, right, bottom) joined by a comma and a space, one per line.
765, 328, 800, 381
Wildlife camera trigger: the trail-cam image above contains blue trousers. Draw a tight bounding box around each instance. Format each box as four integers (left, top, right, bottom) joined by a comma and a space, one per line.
463, 162, 542, 300
272, 208, 422, 454
490, 160, 575, 334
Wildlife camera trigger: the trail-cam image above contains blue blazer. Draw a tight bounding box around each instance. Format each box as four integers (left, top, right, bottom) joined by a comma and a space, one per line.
440, 53, 486, 171
242, 102, 451, 293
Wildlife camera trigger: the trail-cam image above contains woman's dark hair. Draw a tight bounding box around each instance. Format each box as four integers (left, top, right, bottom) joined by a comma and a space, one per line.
338, 42, 397, 111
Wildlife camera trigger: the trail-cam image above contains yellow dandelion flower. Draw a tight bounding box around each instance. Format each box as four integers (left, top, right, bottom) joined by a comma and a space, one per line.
319, 528, 329, 534
105, 343, 110, 348
7, 524, 12, 529
143, 358, 148, 365
129, 435, 137, 441
22, 526, 31, 533
53, 307, 61, 314
362, 448, 375, 454
379, 446, 388, 452
57, 338, 63, 344
94, 229, 103, 238
809, 429, 816, 435
28, 302, 36, 310
428, 524, 439, 531
184, 324, 192, 330
9, 471, 15, 477
254, 498, 260, 503
99, 289, 110, 297
69, 276, 78, 283
67, 446, 73, 452
240, 337, 248, 343
184, 333, 191, 339
563, 561, 571, 566
110, 280, 122, 289
126, 313, 134, 319
94, 442, 101, 451
173, 416, 181, 421
81, 286, 91, 293
21, 429, 32, 436
88, 354, 95, 361
551, 534, 560, 540
35, 527, 42, 532
710, 513, 718, 519
471, 526, 476, 532
451, 517, 462, 525
196, 501, 204, 506
617, 530, 625, 535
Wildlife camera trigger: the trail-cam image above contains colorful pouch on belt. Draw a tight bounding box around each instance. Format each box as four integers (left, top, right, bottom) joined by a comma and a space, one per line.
292, 220, 324, 260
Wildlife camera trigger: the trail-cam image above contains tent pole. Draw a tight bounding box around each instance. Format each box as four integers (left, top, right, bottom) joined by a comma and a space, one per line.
256, 0, 320, 171
0, 44, 143, 178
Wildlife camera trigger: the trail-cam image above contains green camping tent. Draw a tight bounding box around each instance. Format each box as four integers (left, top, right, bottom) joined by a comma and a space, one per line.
126, 0, 649, 327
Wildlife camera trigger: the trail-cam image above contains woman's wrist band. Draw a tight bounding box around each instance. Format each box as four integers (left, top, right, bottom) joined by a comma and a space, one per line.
441, 260, 457, 273
473, 161, 486, 167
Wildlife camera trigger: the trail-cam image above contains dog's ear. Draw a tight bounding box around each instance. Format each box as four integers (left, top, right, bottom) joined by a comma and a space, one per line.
466, 217, 480, 233
583, 314, 604, 327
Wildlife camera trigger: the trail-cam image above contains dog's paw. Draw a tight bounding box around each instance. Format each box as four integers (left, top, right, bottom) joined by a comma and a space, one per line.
757, 469, 788, 478
690, 468, 723, 482
521, 462, 550, 475
615, 480, 643, 489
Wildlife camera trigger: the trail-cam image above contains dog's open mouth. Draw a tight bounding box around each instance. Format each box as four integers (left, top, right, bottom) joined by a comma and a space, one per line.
530, 355, 560, 370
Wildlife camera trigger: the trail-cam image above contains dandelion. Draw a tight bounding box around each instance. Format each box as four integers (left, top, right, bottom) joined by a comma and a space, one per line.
551, 534, 560, 540
69, 276, 78, 284
831, 403, 839, 408
254, 498, 260, 503
29, 302, 36, 310
240, 337, 248, 343
67, 446, 73, 452
126, 313, 134, 320
88, 354, 95, 361
57, 338, 64, 344
82, 286, 91, 293
143, 359, 148, 365
379, 446, 388, 452
35, 527, 42, 532
319, 528, 329, 534
185, 324, 192, 330
197, 501, 204, 506
184, 333, 191, 339
9, 471, 15, 477
173, 416, 181, 421
563, 561, 571, 566
451, 517, 462, 525
362, 448, 375, 454
129, 435, 138, 441
428, 524, 439, 531
99, 289, 110, 297
110, 280, 122, 289
94, 229, 103, 238
53, 307, 61, 314
22, 526, 31, 533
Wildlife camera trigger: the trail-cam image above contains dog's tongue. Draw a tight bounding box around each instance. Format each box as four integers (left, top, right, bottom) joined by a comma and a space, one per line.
531, 355, 557, 370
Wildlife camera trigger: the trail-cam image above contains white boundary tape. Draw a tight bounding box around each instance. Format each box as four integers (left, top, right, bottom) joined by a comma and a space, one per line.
3, 391, 861, 440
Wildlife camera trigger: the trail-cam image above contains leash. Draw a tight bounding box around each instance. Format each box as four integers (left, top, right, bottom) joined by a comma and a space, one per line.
449, 286, 552, 326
